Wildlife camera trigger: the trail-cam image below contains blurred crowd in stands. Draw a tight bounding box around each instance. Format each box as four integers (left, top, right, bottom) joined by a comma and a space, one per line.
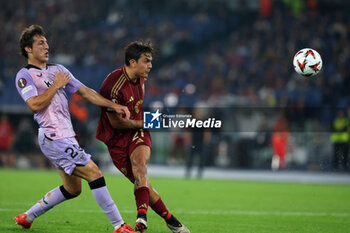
1, 0, 350, 171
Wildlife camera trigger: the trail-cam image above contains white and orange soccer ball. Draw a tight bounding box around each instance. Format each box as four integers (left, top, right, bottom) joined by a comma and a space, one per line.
293, 48, 322, 77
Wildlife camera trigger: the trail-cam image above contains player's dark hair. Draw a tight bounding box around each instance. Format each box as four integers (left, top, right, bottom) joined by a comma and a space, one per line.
125, 41, 154, 66
19, 25, 45, 58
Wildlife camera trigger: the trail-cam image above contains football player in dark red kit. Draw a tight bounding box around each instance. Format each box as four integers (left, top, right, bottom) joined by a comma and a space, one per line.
97, 41, 190, 233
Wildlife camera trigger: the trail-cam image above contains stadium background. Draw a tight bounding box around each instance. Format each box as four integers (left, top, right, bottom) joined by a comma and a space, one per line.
1, 0, 350, 174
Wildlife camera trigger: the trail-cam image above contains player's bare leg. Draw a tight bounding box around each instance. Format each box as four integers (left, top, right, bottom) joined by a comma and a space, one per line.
59, 170, 82, 196
130, 146, 190, 233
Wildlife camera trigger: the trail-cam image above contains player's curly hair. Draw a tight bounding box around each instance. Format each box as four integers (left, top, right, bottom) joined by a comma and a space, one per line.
125, 41, 154, 66
19, 25, 45, 58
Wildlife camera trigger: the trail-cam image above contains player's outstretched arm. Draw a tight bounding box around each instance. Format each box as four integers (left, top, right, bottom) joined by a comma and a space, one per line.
26, 71, 70, 113
76, 84, 130, 119
106, 111, 143, 130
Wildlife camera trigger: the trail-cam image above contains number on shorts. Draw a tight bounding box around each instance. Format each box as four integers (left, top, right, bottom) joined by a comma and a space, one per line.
132, 129, 144, 141
65, 147, 78, 158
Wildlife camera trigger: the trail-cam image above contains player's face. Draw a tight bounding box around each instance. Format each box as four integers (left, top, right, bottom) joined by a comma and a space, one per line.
135, 53, 152, 78
27, 35, 49, 65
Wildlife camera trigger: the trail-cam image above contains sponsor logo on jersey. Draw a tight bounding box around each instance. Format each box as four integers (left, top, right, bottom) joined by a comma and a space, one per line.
21, 85, 33, 95
128, 96, 134, 103
44, 80, 53, 88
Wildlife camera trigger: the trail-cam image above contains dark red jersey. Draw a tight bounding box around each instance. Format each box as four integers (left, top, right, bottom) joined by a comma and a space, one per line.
96, 65, 146, 145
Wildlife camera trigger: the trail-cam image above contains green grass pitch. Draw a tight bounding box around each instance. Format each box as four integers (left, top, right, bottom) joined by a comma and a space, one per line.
1, 169, 350, 233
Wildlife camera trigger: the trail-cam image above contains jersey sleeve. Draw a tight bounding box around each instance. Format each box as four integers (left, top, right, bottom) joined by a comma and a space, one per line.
15, 69, 38, 102
58, 64, 83, 93
100, 75, 124, 112
112, 91, 124, 105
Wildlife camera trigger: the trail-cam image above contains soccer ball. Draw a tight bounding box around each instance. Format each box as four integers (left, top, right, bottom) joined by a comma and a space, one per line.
293, 48, 322, 77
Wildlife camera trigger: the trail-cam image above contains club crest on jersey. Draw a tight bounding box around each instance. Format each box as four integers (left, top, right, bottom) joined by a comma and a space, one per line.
18, 78, 27, 88
135, 100, 143, 114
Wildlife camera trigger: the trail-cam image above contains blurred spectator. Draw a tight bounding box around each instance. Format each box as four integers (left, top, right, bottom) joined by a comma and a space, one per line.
330, 110, 349, 171
271, 110, 290, 170
169, 130, 190, 165
12, 119, 48, 169
1, 0, 350, 170
69, 93, 89, 147
168, 108, 191, 165
0, 114, 15, 167
260, 0, 273, 18
185, 108, 212, 178
185, 130, 211, 179
1, 0, 350, 118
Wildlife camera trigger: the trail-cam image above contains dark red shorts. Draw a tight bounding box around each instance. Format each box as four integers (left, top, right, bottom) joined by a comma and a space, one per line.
107, 129, 152, 180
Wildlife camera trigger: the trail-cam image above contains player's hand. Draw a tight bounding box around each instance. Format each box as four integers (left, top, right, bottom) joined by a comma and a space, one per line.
114, 105, 130, 119
53, 71, 70, 89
